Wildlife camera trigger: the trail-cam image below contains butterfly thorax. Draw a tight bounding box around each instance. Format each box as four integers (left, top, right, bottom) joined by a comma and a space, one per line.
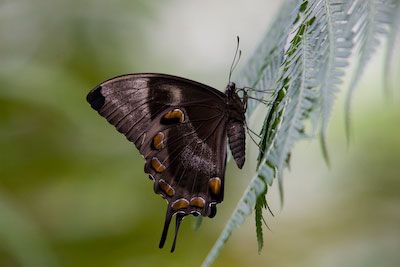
225, 82, 246, 169
225, 82, 246, 121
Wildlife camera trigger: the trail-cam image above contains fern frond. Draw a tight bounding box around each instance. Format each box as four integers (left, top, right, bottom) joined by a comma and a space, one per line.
202, 0, 400, 266
201, 3, 301, 266
383, 0, 400, 96
238, 1, 301, 117
316, 0, 354, 165
261, 10, 320, 202
255, 186, 268, 253
345, 0, 395, 141
255, 196, 264, 253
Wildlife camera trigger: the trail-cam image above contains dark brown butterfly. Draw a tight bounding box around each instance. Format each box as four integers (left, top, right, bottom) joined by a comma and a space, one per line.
86, 73, 246, 252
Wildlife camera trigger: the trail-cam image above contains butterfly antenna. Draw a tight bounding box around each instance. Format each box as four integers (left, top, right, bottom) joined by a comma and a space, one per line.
170, 212, 185, 252
228, 36, 241, 83
159, 209, 173, 249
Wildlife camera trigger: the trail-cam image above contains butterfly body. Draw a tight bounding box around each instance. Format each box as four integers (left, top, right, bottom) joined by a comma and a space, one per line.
225, 82, 246, 169
87, 73, 246, 251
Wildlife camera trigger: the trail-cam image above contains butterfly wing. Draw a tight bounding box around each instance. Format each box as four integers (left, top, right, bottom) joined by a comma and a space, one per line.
87, 73, 229, 251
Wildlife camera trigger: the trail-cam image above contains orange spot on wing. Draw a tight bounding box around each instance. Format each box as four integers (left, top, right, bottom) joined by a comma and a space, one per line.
171, 198, 189, 211
151, 157, 166, 173
208, 177, 221, 195
158, 179, 175, 197
163, 109, 185, 123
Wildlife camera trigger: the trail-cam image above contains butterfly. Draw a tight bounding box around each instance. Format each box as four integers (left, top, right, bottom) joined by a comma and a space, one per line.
87, 73, 247, 251
86, 38, 252, 252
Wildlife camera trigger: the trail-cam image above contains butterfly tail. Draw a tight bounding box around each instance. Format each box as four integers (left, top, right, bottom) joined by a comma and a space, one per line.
170, 212, 185, 253
159, 209, 173, 249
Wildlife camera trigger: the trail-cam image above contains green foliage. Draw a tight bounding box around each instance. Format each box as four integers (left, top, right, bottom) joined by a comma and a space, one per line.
254, 201, 263, 253
203, 0, 400, 266
316, 0, 354, 164
384, 1, 400, 95
345, 0, 398, 141
0, 195, 57, 267
255, 186, 268, 253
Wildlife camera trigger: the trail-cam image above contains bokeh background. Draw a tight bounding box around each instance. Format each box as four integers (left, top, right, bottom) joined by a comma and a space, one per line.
1, 1, 399, 267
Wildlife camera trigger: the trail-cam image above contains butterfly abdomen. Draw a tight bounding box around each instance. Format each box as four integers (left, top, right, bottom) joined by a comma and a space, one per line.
225, 84, 246, 169
227, 120, 245, 169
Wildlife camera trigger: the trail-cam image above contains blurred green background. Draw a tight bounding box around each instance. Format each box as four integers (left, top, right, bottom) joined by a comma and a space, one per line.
1, 1, 399, 267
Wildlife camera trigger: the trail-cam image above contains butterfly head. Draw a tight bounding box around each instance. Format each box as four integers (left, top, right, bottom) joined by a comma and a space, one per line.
225, 81, 236, 96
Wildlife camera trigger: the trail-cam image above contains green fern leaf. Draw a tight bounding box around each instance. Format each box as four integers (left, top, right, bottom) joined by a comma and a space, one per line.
316, 0, 354, 165
345, 0, 395, 141
255, 186, 268, 253
255, 196, 264, 253
383, 0, 400, 96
